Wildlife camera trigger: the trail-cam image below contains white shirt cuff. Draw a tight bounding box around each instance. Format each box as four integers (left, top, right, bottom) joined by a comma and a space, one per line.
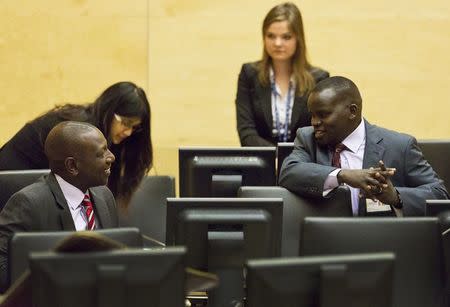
323, 169, 340, 196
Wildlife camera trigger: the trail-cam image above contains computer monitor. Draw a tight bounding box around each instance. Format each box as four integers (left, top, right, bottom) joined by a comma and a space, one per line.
426, 200, 450, 235
166, 197, 283, 307
30, 247, 186, 307
276, 142, 294, 180
418, 139, 450, 191
179, 147, 276, 197
426, 199, 450, 216
8, 228, 143, 287
300, 217, 445, 307
245, 252, 395, 307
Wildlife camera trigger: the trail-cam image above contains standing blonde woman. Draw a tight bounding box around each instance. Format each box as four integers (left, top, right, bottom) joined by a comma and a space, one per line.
236, 2, 329, 146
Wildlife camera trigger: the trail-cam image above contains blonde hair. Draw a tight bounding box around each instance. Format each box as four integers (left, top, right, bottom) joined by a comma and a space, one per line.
257, 2, 315, 95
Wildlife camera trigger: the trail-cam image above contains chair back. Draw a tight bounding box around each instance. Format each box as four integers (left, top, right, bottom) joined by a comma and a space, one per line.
119, 176, 175, 243
0, 169, 50, 211
238, 186, 352, 256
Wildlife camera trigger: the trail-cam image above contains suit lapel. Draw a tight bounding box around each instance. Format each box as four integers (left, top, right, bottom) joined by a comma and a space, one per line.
46, 173, 76, 231
89, 188, 111, 229
316, 144, 333, 166
259, 86, 273, 131
362, 120, 385, 169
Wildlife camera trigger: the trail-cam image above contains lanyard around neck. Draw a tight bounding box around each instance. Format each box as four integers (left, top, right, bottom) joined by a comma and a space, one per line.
271, 79, 293, 142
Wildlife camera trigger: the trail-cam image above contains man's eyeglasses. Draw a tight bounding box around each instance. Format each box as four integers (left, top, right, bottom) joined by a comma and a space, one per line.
114, 114, 143, 133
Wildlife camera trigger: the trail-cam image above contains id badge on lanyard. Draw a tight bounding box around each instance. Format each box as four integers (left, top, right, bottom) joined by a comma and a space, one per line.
271, 80, 293, 142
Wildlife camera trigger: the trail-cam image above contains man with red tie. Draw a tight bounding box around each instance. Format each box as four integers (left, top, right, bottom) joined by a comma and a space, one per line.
279, 76, 448, 216
0, 121, 118, 292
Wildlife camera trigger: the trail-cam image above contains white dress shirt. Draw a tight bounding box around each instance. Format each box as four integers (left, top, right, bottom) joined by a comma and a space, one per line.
323, 119, 366, 215
55, 174, 91, 230
269, 68, 296, 139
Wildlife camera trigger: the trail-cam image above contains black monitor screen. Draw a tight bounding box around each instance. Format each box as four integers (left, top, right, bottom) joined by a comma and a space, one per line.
276, 142, 294, 180
300, 217, 445, 307
166, 197, 283, 306
426, 199, 450, 216
418, 139, 450, 191
246, 252, 395, 307
179, 147, 276, 197
30, 247, 186, 307
8, 227, 143, 288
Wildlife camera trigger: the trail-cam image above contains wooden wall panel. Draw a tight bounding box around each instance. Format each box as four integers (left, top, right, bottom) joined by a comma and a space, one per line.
148, 0, 450, 182
0, 0, 148, 143
1, 1, 449, 186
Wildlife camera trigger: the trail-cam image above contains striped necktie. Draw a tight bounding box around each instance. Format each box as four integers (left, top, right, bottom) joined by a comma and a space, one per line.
331, 143, 347, 168
81, 193, 96, 230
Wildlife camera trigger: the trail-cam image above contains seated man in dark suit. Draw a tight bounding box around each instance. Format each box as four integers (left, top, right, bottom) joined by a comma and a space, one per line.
0, 121, 118, 292
279, 76, 448, 217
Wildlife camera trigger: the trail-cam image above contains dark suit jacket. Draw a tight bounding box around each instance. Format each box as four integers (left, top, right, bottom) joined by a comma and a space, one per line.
279, 120, 449, 216
0, 112, 65, 170
235, 62, 329, 146
0, 173, 118, 292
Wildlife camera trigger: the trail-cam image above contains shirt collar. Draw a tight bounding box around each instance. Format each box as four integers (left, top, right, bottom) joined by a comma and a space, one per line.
341, 119, 366, 153
269, 67, 295, 93
54, 174, 87, 210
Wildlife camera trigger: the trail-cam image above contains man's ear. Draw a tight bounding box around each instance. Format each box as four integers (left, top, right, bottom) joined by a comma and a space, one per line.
348, 103, 358, 120
65, 157, 79, 176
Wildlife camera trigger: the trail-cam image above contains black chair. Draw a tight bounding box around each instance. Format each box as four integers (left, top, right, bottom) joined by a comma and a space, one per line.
0, 169, 50, 211
238, 186, 352, 256
418, 139, 450, 191
8, 227, 143, 287
276, 142, 294, 181
300, 217, 445, 307
119, 176, 175, 244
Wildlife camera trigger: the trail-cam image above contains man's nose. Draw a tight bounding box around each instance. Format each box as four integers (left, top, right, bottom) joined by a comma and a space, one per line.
311, 116, 320, 126
106, 150, 115, 164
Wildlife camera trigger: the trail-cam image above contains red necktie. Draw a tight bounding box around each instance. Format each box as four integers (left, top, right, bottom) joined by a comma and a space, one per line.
331, 143, 347, 168
81, 194, 96, 230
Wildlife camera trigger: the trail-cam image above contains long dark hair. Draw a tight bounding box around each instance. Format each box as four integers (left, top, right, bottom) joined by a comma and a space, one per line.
51, 82, 153, 207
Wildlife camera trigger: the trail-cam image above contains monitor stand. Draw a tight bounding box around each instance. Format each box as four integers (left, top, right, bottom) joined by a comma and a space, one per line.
207, 231, 244, 307
211, 175, 243, 197
320, 264, 347, 307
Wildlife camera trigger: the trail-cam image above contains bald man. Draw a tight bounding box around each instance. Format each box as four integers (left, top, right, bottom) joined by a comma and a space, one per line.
279, 76, 448, 216
0, 121, 118, 292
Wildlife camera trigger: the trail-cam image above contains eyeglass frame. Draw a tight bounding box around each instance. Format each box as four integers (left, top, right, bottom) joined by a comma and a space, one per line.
113, 113, 143, 133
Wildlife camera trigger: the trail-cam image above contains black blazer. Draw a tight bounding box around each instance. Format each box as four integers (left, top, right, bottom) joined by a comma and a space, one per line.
0, 112, 64, 170
235, 62, 329, 146
0, 173, 118, 291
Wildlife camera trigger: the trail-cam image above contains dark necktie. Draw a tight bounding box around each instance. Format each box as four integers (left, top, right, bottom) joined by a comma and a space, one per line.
331, 143, 347, 168
81, 194, 96, 230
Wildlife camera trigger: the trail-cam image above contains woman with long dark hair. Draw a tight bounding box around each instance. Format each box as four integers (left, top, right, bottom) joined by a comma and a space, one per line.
0, 81, 152, 207
235, 2, 329, 146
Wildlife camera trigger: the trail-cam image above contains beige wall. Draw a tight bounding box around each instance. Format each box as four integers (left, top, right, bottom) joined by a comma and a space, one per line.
1, 0, 449, 185
0, 0, 148, 142
149, 0, 450, 181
